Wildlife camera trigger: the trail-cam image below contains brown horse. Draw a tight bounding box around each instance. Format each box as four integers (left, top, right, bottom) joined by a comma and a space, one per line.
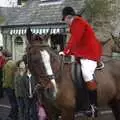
25, 28, 120, 120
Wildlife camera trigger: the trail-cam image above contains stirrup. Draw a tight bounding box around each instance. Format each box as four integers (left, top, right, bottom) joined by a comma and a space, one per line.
85, 105, 98, 118
90, 104, 97, 118
96, 61, 104, 70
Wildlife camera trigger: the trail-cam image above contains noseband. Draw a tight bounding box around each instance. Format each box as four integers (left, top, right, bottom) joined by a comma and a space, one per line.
26, 43, 64, 84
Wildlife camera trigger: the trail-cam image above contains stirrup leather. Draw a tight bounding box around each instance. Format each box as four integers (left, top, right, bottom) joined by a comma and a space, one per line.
90, 104, 97, 118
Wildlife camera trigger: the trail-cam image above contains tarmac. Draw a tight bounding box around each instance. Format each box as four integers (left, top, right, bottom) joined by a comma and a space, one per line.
0, 95, 116, 120
0, 95, 10, 120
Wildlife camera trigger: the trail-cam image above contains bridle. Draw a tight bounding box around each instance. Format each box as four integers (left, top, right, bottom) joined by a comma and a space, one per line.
26, 43, 64, 87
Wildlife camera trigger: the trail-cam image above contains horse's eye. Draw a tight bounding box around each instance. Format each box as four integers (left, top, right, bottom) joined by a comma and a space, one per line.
31, 54, 41, 62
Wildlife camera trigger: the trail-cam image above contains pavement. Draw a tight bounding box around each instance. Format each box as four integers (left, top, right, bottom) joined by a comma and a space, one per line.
0, 95, 10, 120
0, 94, 116, 120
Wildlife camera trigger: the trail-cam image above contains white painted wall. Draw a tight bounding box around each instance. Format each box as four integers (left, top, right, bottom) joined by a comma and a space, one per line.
0, 30, 3, 46
0, 0, 17, 7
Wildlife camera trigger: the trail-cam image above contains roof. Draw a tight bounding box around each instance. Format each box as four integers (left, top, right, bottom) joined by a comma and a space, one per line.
0, 7, 21, 25
0, 0, 85, 26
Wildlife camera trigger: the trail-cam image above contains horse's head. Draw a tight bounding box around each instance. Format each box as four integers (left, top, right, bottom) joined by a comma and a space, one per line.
101, 38, 114, 56
111, 33, 120, 52
26, 28, 44, 45
25, 28, 61, 91
101, 33, 120, 57
26, 27, 51, 45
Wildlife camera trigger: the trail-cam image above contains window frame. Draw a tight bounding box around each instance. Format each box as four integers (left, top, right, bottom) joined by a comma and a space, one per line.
39, 0, 64, 6
40, 0, 61, 2
14, 36, 23, 45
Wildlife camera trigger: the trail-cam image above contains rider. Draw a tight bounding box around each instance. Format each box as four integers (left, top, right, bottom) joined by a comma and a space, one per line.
59, 6, 102, 117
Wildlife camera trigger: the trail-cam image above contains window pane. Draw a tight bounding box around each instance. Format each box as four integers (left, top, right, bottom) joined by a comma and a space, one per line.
40, 0, 60, 2
15, 37, 23, 45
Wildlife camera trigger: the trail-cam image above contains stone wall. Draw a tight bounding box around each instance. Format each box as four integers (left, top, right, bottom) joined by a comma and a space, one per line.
84, 0, 120, 41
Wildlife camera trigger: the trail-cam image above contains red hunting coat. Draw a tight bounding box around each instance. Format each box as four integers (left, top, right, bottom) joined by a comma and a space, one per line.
64, 16, 102, 61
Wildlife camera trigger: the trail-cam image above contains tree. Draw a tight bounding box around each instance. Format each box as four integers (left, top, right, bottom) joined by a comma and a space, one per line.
85, 0, 112, 24
22, 0, 28, 1
0, 16, 5, 24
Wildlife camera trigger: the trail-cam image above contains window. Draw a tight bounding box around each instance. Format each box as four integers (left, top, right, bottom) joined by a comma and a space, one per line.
15, 36, 23, 45
39, 0, 63, 5
18, 0, 22, 5
40, 0, 61, 2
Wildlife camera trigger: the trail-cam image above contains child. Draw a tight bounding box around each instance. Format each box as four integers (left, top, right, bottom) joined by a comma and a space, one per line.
14, 60, 26, 120
23, 67, 38, 120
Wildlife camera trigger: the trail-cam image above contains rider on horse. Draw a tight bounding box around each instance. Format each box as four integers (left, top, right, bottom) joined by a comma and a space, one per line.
59, 6, 102, 116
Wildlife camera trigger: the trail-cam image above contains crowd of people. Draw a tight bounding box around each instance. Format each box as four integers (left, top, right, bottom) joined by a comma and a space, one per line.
0, 49, 47, 120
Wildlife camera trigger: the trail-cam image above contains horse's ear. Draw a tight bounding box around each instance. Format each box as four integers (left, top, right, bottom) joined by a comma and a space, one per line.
101, 39, 112, 46
100, 41, 107, 46
26, 27, 32, 43
111, 33, 115, 39
44, 28, 51, 41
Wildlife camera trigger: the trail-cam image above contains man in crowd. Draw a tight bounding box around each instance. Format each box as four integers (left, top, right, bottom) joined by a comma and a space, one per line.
2, 50, 18, 120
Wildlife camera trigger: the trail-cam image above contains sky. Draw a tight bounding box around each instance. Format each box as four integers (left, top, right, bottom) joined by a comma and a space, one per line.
0, 0, 8, 7
0, 0, 17, 7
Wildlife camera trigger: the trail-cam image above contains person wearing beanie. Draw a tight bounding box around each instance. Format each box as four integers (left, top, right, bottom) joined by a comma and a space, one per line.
59, 6, 102, 117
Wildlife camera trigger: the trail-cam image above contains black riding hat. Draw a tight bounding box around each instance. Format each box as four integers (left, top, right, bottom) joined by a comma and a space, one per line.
62, 6, 76, 21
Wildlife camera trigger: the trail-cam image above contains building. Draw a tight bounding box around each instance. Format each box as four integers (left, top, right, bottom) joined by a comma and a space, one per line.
0, 0, 120, 61
0, 0, 23, 50
0, 0, 85, 60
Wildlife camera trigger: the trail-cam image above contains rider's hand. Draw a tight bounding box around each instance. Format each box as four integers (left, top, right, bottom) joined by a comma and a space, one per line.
59, 51, 65, 56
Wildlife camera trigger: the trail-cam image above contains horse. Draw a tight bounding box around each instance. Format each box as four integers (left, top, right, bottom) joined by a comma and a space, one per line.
25, 28, 120, 120
101, 33, 120, 56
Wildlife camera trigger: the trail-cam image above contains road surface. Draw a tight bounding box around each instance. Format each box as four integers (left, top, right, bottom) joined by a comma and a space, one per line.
0, 95, 116, 120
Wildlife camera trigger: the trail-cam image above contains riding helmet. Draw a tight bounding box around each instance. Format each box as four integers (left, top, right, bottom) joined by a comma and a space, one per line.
62, 6, 76, 21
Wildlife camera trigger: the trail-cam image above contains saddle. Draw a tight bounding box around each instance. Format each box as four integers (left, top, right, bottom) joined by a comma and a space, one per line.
71, 61, 104, 112
72, 61, 89, 112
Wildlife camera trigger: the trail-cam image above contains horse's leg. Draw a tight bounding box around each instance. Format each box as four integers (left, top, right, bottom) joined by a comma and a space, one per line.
61, 107, 74, 120
43, 105, 59, 120
109, 100, 120, 120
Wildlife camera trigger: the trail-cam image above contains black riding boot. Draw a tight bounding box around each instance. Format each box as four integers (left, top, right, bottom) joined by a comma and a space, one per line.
87, 89, 98, 117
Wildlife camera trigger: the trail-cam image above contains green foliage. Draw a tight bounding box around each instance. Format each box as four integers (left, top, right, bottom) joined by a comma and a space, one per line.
0, 16, 5, 24
22, 0, 28, 1
85, 0, 112, 22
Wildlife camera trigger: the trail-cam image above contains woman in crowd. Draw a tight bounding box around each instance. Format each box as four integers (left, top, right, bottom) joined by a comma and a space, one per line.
23, 66, 38, 120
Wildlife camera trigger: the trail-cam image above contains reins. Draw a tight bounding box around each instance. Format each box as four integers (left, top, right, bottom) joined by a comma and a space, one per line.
26, 43, 65, 82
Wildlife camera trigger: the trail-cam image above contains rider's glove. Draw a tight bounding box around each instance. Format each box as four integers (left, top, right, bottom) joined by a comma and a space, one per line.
64, 49, 70, 55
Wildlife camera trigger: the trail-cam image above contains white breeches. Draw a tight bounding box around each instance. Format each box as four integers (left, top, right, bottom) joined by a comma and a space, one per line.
80, 59, 97, 82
